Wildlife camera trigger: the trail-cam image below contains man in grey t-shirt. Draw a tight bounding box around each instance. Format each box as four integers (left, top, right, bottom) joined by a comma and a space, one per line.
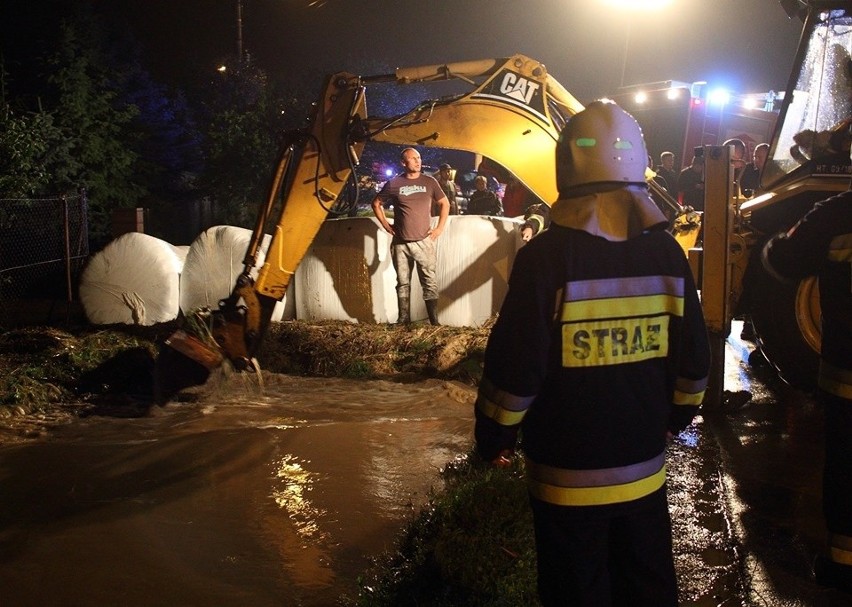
372, 148, 449, 325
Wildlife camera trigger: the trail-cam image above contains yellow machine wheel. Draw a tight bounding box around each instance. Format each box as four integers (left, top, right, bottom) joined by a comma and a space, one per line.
750, 272, 821, 391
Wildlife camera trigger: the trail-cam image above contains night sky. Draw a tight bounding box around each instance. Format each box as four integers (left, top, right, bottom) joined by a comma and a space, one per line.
1, 0, 805, 103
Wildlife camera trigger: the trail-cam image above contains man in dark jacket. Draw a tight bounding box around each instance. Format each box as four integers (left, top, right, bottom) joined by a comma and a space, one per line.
763, 188, 852, 594
474, 100, 710, 606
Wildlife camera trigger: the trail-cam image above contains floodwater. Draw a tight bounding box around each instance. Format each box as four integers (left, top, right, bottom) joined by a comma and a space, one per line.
2, 325, 850, 606
0, 373, 476, 607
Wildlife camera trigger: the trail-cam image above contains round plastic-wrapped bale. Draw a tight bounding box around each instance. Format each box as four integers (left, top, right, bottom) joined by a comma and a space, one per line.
434, 214, 525, 326
294, 215, 524, 326
294, 217, 400, 323
179, 225, 292, 322
79, 233, 185, 326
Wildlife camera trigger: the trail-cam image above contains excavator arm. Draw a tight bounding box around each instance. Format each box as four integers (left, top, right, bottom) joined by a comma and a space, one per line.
166, 55, 586, 374
165, 55, 611, 377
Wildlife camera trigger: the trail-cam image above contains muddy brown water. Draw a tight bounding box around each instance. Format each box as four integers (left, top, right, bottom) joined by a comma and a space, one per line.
0, 373, 476, 607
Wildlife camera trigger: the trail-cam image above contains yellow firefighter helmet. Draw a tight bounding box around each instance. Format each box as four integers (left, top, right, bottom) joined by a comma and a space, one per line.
556, 99, 648, 195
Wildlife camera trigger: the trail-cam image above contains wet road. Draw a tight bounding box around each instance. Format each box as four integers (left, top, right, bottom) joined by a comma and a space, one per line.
0, 325, 850, 606
702, 327, 852, 606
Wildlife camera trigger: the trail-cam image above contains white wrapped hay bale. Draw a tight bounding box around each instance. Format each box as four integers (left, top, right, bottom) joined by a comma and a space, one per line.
295, 217, 402, 323
79, 233, 184, 326
294, 215, 524, 326
179, 225, 291, 322
434, 215, 525, 327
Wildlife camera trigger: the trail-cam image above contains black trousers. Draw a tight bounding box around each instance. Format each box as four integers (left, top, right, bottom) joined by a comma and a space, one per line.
824, 391, 852, 539
529, 486, 678, 607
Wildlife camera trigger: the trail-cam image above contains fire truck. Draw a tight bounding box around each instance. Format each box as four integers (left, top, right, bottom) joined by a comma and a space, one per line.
610, 81, 779, 176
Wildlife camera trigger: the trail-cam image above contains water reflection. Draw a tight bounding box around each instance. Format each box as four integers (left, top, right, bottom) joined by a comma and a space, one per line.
0, 375, 476, 606
272, 454, 327, 541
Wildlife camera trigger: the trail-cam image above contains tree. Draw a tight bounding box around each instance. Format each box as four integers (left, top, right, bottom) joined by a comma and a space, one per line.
0, 101, 70, 197
45, 19, 144, 246
200, 60, 288, 227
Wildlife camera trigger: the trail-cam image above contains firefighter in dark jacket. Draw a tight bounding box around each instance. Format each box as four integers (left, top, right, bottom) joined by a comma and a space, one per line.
763, 189, 852, 594
520, 202, 551, 242
474, 99, 711, 607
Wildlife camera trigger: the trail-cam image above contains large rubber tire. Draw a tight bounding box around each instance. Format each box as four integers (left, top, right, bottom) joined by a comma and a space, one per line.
749, 269, 821, 391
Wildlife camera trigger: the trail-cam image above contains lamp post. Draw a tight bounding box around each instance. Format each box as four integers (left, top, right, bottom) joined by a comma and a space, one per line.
236, 0, 244, 62
601, 0, 674, 88
619, 20, 632, 88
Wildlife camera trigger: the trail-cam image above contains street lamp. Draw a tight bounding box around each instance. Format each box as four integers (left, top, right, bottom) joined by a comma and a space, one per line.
601, 0, 674, 88
236, 0, 244, 62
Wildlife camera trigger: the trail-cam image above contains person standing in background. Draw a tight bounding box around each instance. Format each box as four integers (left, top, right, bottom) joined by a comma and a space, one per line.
740, 143, 769, 197
436, 163, 459, 215
372, 148, 449, 326
656, 151, 679, 196
466, 175, 503, 216
763, 185, 852, 594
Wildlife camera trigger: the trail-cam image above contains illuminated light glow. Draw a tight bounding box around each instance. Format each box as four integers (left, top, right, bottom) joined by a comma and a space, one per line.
666, 88, 681, 100
708, 88, 731, 106
634, 91, 648, 104
602, 0, 673, 8
385, 169, 393, 177
742, 97, 758, 109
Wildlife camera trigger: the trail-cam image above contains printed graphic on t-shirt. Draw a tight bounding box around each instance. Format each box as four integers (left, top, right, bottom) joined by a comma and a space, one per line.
399, 184, 428, 197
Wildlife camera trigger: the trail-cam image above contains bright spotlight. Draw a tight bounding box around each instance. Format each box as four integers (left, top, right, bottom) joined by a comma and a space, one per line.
666, 88, 682, 100
742, 97, 759, 109
602, 0, 673, 8
634, 91, 648, 104
385, 168, 393, 177
708, 88, 731, 106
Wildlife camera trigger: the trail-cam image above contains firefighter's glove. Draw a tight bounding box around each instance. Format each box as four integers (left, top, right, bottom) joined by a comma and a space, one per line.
491, 449, 514, 469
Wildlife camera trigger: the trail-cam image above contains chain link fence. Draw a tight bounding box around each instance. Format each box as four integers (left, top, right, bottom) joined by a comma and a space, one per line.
0, 192, 89, 327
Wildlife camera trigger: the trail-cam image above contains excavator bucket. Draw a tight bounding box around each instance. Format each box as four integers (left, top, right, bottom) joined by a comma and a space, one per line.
163, 330, 224, 371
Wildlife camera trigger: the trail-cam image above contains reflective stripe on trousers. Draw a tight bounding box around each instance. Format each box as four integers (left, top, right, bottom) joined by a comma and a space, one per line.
527, 451, 666, 507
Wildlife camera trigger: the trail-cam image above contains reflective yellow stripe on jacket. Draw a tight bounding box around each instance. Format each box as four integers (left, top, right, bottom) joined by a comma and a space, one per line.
829, 532, 852, 566
560, 275, 685, 368
674, 375, 708, 407
475, 376, 535, 427
819, 360, 852, 400
527, 451, 666, 506
828, 233, 852, 262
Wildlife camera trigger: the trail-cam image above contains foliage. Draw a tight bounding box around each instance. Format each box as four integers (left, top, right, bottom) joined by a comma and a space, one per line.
0, 327, 157, 410
44, 20, 144, 246
199, 61, 288, 227
348, 453, 540, 607
0, 103, 68, 197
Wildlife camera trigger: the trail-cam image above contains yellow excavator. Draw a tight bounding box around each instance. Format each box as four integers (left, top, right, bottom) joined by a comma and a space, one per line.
161, 2, 851, 401
160, 56, 675, 378
156, 53, 690, 395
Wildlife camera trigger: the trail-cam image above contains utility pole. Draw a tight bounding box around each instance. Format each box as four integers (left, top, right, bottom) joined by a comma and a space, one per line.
236, 0, 244, 64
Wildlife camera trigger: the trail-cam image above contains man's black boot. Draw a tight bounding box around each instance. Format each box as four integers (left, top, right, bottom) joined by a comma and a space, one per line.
425, 299, 440, 326
397, 295, 410, 325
